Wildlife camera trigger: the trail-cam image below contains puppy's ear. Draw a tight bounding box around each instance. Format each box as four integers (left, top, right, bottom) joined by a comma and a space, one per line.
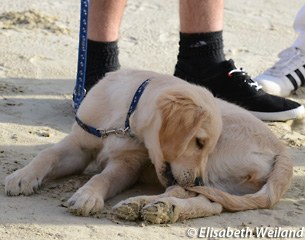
157, 91, 207, 161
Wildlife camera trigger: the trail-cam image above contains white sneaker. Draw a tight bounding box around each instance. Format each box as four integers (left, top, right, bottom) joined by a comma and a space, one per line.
255, 47, 305, 97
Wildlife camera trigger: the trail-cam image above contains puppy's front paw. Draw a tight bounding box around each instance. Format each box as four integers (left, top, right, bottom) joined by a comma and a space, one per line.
67, 187, 104, 216
141, 199, 179, 224
5, 168, 42, 196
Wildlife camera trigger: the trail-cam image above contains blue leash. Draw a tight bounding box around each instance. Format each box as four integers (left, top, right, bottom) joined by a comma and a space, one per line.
73, 0, 89, 111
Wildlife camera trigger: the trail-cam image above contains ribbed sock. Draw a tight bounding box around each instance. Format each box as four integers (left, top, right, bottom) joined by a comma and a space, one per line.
85, 39, 120, 91
174, 31, 226, 85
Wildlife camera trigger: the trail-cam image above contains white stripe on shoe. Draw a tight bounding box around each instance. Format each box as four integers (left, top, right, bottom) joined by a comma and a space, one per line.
255, 47, 305, 96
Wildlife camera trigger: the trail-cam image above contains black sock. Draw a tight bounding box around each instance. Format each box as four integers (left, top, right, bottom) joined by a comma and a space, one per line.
174, 31, 226, 84
85, 39, 120, 91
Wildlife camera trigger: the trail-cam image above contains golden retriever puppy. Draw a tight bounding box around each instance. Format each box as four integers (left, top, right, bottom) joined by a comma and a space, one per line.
113, 98, 293, 224
5, 69, 222, 216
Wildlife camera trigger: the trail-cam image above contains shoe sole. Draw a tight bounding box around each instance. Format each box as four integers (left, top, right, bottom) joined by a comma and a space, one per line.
250, 105, 305, 121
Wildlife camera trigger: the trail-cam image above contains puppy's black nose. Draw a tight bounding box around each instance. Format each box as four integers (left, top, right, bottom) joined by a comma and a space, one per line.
195, 176, 204, 186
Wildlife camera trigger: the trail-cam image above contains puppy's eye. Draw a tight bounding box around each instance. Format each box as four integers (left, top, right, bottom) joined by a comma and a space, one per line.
196, 138, 205, 149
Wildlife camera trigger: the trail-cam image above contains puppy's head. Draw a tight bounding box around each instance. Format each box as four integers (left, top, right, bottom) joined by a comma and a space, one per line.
154, 86, 222, 188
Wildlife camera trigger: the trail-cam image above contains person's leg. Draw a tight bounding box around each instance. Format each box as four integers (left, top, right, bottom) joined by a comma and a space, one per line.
88, 0, 126, 41
255, 4, 305, 97
179, 0, 223, 33
176, 0, 225, 78
175, 0, 304, 121
85, 0, 126, 92
292, 4, 305, 51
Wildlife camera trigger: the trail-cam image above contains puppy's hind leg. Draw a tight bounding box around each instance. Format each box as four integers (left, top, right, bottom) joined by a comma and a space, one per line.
188, 153, 293, 212
5, 134, 93, 196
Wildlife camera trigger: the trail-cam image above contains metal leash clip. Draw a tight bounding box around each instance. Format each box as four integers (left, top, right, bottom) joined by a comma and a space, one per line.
98, 127, 131, 138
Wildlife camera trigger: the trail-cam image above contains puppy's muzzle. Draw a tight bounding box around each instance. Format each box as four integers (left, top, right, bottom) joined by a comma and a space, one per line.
164, 162, 204, 187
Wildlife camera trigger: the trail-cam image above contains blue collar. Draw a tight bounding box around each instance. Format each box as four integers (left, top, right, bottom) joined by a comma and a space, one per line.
75, 78, 151, 138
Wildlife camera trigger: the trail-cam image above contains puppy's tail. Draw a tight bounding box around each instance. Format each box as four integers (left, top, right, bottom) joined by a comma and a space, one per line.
188, 153, 293, 211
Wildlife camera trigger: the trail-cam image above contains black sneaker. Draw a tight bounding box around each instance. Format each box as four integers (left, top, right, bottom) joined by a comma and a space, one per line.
174, 59, 305, 121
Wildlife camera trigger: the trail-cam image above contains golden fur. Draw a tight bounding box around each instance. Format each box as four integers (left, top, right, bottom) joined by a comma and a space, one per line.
5, 69, 222, 216
5, 69, 292, 221
114, 96, 293, 224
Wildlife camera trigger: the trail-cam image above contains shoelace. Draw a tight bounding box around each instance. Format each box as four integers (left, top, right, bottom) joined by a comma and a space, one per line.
228, 69, 262, 91
265, 47, 305, 76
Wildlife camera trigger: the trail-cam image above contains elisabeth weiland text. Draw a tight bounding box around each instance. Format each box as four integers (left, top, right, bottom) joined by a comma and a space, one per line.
186, 227, 304, 238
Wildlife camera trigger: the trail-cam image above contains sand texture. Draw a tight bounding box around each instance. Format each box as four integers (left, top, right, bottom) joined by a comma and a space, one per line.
1, 0, 305, 239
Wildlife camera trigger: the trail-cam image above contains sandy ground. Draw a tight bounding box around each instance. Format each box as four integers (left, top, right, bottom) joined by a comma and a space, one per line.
1, 0, 305, 239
